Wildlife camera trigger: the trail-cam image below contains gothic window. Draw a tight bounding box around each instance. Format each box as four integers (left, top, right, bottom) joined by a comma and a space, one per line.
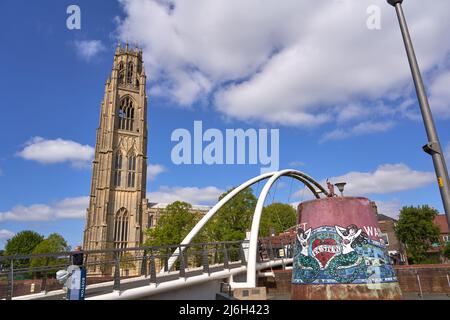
118, 61, 125, 84
118, 97, 135, 131
127, 62, 134, 84
127, 154, 136, 188
148, 215, 154, 228
113, 208, 129, 249
137, 62, 142, 75
114, 153, 123, 187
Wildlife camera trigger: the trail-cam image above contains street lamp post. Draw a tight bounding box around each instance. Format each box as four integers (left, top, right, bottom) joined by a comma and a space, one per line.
387, 0, 450, 227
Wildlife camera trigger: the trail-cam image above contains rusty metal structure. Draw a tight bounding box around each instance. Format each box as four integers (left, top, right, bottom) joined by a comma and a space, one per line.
291, 197, 402, 300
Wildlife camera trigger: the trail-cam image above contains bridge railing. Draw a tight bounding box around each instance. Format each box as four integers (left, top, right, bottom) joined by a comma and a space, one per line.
0, 238, 293, 300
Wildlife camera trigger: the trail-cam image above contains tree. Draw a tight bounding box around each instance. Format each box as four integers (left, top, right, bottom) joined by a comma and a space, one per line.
443, 242, 450, 261
145, 201, 201, 246
30, 233, 70, 271
395, 205, 440, 264
204, 187, 257, 242
4, 231, 44, 268
259, 203, 297, 237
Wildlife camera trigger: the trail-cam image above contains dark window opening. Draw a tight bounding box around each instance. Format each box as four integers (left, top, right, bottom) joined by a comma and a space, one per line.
118, 97, 135, 131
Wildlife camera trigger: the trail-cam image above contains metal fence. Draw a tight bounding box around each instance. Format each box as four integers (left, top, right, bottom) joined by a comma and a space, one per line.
0, 237, 295, 300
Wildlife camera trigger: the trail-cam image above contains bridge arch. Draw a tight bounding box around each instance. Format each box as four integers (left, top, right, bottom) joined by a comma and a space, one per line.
164, 169, 328, 288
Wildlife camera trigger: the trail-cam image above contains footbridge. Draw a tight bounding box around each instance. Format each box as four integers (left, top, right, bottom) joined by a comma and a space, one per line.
1, 170, 328, 300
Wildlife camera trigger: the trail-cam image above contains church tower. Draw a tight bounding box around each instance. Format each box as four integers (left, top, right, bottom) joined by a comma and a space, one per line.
83, 43, 149, 253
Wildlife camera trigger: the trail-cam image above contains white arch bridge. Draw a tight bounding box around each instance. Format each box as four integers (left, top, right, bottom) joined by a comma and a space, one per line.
2, 170, 328, 300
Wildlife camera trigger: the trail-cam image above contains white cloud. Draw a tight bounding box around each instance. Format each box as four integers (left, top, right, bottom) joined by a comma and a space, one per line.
429, 71, 450, 118
289, 161, 306, 167
0, 229, 15, 241
0, 197, 89, 222
17, 137, 94, 168
328, 164, 435, 196
375, 199, 402, 220
147, 186, 224, 205
74, 40, 105, 61
147, 164, 166, 181
0, 229, 15, 248
336, 104, 372, 124
117, 0, 450, 127
320, 121, 395, 142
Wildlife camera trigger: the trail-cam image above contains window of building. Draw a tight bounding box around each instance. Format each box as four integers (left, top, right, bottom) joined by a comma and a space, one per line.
118, 61, 125, 84
114, 153, 123, 187
148, 215, 154, 228
380, 233, 389, 246
127, 154, 136, 188
443, 235, 449, 243
118, 97, 135, 131
113, 208, 129, 249
127, 62, 134, 84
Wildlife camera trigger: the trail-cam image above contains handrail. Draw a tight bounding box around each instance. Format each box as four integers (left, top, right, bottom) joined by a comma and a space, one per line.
0, 240, 247, 261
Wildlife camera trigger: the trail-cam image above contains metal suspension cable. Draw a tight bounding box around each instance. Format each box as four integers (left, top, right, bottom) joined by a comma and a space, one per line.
164, 170, 328, 274
271, 178, 279, 204
287, 176, 294, 205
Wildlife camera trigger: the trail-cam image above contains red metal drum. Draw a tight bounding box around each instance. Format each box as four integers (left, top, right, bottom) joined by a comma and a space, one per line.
291, 197, 402, 300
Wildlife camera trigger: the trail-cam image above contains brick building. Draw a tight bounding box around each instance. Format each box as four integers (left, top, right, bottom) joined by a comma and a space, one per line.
377, 214, 408, 265
428, 215, 450, 263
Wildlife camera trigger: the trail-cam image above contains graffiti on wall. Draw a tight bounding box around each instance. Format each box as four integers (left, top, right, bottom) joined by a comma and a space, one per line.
292, 225, 397, 285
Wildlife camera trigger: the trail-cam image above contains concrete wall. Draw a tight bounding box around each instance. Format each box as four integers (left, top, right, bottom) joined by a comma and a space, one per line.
293, 197, 401, 300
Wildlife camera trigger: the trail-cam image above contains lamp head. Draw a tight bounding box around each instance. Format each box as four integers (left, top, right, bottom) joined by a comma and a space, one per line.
334, 182, 347, 196
387, 0, 403, 6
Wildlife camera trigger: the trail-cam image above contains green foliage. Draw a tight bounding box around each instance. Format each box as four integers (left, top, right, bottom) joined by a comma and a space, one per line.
443, 242, 450, 260
4, 231, 44, 268
145, 201, 202, 246
420, 255, 441, 265
30, 233, 70, 270
31, 233, 70, 267
395, 205, 440, 264
204, 187, 257, 242
259, 203, 297, 237
143, 189, 293, 250
4, 231, 44, 256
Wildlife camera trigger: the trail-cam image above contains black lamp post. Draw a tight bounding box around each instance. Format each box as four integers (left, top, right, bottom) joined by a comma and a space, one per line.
387, 0, 450, 227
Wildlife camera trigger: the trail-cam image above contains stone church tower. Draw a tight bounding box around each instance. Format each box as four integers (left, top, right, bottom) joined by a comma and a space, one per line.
83, 44, 149, 253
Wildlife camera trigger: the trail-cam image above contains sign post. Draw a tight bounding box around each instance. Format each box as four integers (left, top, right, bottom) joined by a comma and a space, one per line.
66, 265, 87, 300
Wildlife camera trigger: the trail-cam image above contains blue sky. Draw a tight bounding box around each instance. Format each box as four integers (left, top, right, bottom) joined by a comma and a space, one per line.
1, 0, 449, 249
